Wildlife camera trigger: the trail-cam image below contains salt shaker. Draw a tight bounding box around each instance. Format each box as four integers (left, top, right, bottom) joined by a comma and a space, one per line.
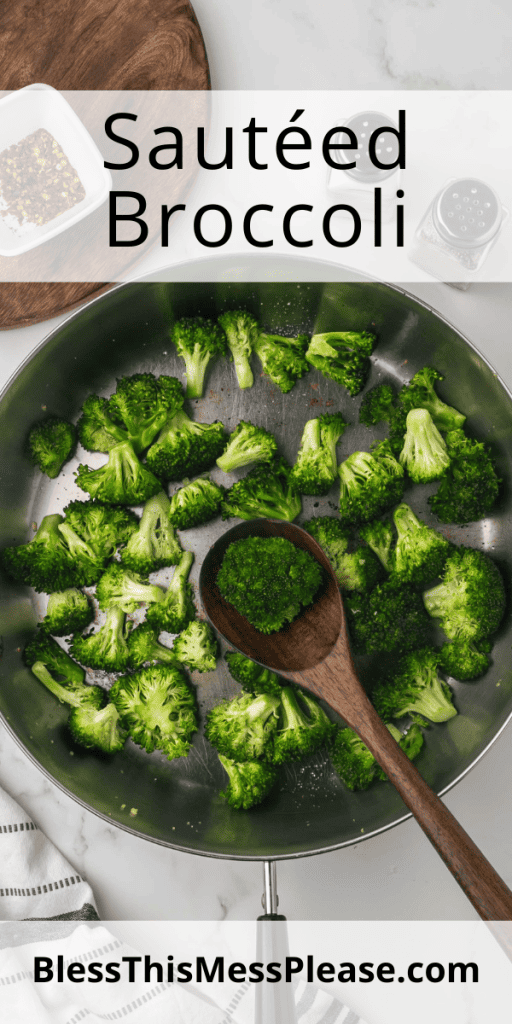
327, 110, 402, 222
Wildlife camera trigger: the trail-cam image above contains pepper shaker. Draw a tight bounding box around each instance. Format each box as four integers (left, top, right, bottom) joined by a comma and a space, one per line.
327, 110, 402, 222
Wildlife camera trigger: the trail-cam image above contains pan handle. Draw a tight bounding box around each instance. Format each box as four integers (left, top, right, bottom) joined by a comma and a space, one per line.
255, 862, 297, 1024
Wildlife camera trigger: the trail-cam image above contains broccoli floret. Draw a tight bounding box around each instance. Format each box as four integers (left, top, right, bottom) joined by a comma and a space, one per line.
121, 491, 182, 574
145, 550, 196, 634
169, 477, 225, 530
372, 647, 457, 724
253, 331, 310, 393
225, 650, 283, 696
70, 606, 132, 672
218, 309, 258, 390
96, 564, 165, 613
399, 409, 450, 484
221, 457, 301, 522
217, 535, 322, 634
272, 686, 334, 764
305, 330, 376, 396
172, 620, 218, 673
27, 416, 76, 478
290, 413, 347, 496
68, 701, 128, 753
62, 500, 139, 561
303, 515, 382, 592
330, 727, 378, 790
392, 503, 452, 585
76, 441, 162, 505
358, 519, 395, 572
172, 317, 227, 399
359, 383, 397, 427
398, 367, 466, 433
428, 429, 501, 525
438, 638, 492, 681
218, 754, 277, 810
127, 622, 177, 669
145, 409, 228, 482
24, 631, 103, 708
374, 724, 425, 781
303, 515, 350, 557
338, 440, 405, 526
423, 547, 505, 643
107, 373, 184, 453
205, 691, 281, 762
1, 514, 102, 593
345, 578, 432, 655
110, 663, 197, 760
42, 588, 94, 636
216, 420, 278, 474
77, 395, 131, 453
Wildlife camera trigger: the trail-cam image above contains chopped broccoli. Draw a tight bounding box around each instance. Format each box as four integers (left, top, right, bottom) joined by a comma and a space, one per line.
221, 457, 301, 522
76, 441, 162, 505
121, 491, 182, 574
218, 309, 258, 389
392, 503, 452, 585
217, 535, 322, 634
169, 477, 225, 530
127, 622, 177, 669
359, 383, 397, 427
428, 429, 501, 524
374, 724, 425, 781
218, 754, 277, 810
42, 588, 93, 636
272, 686, 334, 764
172, 317, 227, 399
253, 330, 310, 393
303, 515, 382, 592
399, 409, 450, 484
68, 701, 128, 754
172, 620, 218, 673
225, 650, 283, 697
438, 638, 492, 681
358, 519, 395, 572
27, 416, 76, 478
205, 691, 281, 762
303, 515, 350, 558
290, 413, 347, 496
345, 578, 432, 654
145, 549, 196, 634
305, 330, 376, 396
2, 514, 103, 593
423, 547, 505, 643
338, 440, 405, 526
24, 631, 103, 708
145, 409, 228, 482
62, 500, 139, 561
70, 606, 132, 672
332, 723, 424, 790
372, 647, 457, 724
216, 420, 278, 474
110, 663, 197, 760
77, 394, 131, 453
96, 564, 165, 613
398, 367, 466, 433
108, 373, 184, 453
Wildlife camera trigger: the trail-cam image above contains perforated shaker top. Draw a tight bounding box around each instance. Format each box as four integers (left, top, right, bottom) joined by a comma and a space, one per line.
433, 179, 502, 248
332, 110, 400, 182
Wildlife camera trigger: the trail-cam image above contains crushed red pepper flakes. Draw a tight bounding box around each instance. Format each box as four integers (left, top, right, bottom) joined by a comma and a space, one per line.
0, 128, 85, 228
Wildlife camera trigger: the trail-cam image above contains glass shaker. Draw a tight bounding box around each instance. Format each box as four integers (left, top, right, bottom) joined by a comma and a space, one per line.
327, 110, 402, 222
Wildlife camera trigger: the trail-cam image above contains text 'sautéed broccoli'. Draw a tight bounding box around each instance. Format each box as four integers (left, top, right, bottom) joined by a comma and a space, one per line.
290, 413, 347, 496
306, 330, 376, 396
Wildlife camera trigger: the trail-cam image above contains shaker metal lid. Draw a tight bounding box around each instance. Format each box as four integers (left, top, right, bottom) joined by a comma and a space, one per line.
331, 110, 400, 182
433, 178, 502, 248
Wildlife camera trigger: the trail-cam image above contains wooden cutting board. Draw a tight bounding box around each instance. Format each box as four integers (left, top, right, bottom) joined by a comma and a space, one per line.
0, 0, 209, 329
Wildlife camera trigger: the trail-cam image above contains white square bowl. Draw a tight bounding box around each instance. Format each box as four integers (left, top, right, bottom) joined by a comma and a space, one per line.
0, 84, 111, 257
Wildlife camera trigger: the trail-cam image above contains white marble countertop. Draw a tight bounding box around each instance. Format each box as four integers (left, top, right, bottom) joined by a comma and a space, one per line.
1, 0, 512, 929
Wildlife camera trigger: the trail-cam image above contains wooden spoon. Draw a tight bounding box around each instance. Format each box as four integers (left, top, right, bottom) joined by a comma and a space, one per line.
200, 517, 512, 928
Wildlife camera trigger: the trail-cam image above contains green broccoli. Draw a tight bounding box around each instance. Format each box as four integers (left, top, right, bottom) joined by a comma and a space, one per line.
290, 413, 347, 496
218, 309, 258, 390
338, 440, 405, 526
27, 416, 76, 478
145, 549, 196, 634
218, 754, 278, 810
374, 724, 425, 781
345, 578, 432, 654
438, 638, 492, 681
392, 504, 452, 585
96, 564, 165, 613
120, 491, 182, 574
70, 606, 132, 672
75, 441, 162, 505
171, 620, 218, 673
24, 631, 103, 708
221, 457, 301, 522
372, 647, 457, 724
107, 373, 184, 453
217, 535, 322, 634
359, 382, 397, 427
331, 723, 424, 790
423, 547, 505, 643
145, 409, 228, 482
253, 331, 310, 393
68, 701, 128, 754
172, 317, 227, 399
225, 650, 283, 697
303, 515, 382, 592
216, 421, 278, 474
110, 663, 197, 760
127, 622, 178, 669
62, 500, 139, 561
305, 330, 376, 396
2, 514, 103, 593
205, 691, 281, 762
398, 367, 466, 433
272, 686, 334, 764
168, 477, 225, 530
399, 409, 450, 484
42, 588, 94, 636
77, 394, 131, 453
428, 429, 501, 524
358, 519, 395, 572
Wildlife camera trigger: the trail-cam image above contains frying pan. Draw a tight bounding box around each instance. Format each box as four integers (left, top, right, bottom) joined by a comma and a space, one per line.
1, 262, 512, 864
